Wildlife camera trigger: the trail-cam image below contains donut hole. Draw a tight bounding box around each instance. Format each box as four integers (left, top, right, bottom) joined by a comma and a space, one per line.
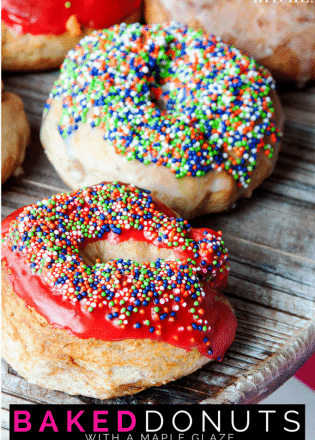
151, 93, 167, 112
149, 67, 171, 112
80, 240, 176, 266
149, 84, 168, 112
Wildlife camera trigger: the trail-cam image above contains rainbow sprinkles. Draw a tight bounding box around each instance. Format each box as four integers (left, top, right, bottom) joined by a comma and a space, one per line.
2, 182, 233, 359
44, 22, 282, 188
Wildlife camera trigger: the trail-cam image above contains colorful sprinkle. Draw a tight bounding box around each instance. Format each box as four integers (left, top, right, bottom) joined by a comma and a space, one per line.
45, 22, 281, 188
2, 182, 232, 358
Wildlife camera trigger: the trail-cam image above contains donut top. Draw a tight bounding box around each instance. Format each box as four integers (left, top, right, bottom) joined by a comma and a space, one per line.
1, 0, 142, 36
2, 182, 236, 360
45, 22, 282, 188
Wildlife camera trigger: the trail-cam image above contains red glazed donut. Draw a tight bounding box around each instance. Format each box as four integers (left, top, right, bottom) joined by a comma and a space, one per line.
41, 22, 283, 219
1, 0, 143, 71
1, 181, 237, 399
144, 0, 315, 84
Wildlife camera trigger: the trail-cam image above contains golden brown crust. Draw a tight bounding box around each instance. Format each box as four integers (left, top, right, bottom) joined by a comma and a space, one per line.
2, 258, 232, 399
144, 0, 315, 84
1, 8, 142, 71
1, 87, 30, 183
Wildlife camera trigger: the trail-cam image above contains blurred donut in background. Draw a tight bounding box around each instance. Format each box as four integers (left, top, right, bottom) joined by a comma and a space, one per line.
144, 0, 315, 84
1, 82, 30, 183
2, 0, 143, 71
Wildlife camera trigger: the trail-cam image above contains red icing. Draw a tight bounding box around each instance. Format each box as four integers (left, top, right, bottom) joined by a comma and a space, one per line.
1, 0, 142, 36
1, 191, 237, 360
2, 248, 236, 358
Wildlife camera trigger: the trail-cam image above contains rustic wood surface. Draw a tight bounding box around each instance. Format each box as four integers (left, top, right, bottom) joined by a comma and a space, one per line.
1, 68, 315, 434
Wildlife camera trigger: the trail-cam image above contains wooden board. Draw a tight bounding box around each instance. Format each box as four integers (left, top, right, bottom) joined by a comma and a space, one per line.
1, 70, 315, 431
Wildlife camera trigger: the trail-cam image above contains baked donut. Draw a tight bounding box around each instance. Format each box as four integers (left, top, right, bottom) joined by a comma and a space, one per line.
1, 0, 143, 71
144, 0, 315, 84
1, 81, 30, 183
1, 181, 237, 399
40, 22, 283, 219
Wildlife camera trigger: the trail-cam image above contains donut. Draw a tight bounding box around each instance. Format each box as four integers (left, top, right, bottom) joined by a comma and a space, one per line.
1, 0, 143, 71
40, 22, 283, 220
1, 81, 30, 184
144, 0, 315, 84
1, 181, 237, 399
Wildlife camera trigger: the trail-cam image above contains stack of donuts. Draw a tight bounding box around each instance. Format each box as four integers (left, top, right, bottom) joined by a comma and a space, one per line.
1, 1, 289, 400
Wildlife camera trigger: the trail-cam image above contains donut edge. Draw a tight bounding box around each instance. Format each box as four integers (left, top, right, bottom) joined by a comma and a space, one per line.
1, 89, 30, 183
1, 261, 220, 400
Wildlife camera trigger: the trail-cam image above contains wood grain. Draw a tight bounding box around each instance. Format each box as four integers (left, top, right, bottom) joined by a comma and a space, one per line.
1, 68, 315, 423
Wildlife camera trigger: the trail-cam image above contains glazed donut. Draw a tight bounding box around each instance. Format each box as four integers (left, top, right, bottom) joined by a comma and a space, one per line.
1, 0, 143, 71
144, 0, 315, 84
1, 82, 30, 183
1, 181, 237, 399
40, 22, 283, 220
